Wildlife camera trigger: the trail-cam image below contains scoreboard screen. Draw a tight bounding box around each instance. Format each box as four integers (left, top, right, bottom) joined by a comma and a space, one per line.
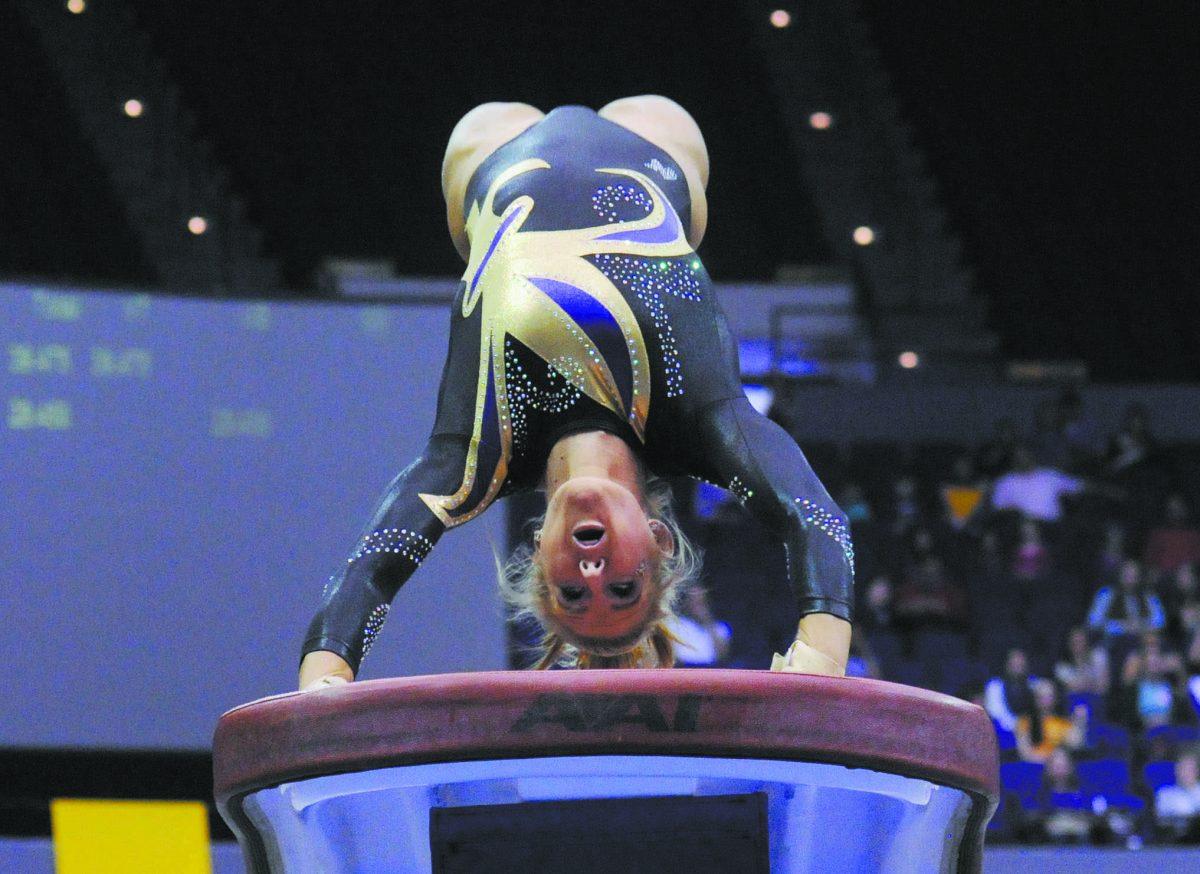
0, 283, 506, 749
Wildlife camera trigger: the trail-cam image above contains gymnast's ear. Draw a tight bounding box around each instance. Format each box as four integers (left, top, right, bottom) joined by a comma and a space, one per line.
649, 518, 674, 557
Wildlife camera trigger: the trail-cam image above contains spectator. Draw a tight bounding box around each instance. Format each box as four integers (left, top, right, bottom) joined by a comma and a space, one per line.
985, 648, 1036, 732
858, 574, 895, 633
1033, 747, 1093, 843
1163, 563, 1200, 654
838, 481, 884, 583
892, 554, 969, 634
1106, 403, 1156, 474
1029, 397, 1071, 471
855, 574, 904, 680
902, 525, 938, 571
1187, 667, 1200, 726
1095, 521, 1128, 582
1012, 517, 1052, 583
846, 625, 884, 679
1016, 678, 1087, 763
1086, 558, 1166, 643
888, 474, 923, 536
940, 454, 988, 531
667, 587, 731, 667
1007, 517, 1072, 673
1185, 603, 1200, 674
1115, 633, 1185, 731
1145, 495, 1200, 575
837, 481, 873, 525
1155, 750, 1200, 843
978, 417, 1020, 478
1056, 386, 1100, 472
1054, 627, 1110, 698
991, 446, 1085, 524
972, 529, 1021, 669
977, 528, 1009, 586
1142, 630, 1187, 683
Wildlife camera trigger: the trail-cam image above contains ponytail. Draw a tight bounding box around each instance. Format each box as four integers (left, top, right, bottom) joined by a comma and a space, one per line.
534, 635, 568, 670
650, 622, 678, 668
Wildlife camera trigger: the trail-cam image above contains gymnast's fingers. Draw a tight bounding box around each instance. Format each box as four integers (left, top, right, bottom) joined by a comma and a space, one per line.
300, 674, 351, 693
770, 640, 846, 677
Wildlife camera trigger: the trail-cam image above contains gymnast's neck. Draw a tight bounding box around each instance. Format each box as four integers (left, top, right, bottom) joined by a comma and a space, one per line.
542, 430, 648, 504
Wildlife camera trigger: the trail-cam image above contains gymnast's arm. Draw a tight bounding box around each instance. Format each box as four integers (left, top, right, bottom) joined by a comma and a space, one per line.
689, 396, 854, 675
297, 432, 471, 689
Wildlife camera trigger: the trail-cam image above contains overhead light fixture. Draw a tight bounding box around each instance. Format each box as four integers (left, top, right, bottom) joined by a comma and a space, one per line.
853, 226, 875, 246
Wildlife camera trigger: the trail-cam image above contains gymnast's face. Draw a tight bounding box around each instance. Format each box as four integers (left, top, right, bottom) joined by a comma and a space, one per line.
536, 476, 672, 640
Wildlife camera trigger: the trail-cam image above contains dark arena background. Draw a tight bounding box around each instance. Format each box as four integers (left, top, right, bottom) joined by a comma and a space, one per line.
3, 1, 1199, 872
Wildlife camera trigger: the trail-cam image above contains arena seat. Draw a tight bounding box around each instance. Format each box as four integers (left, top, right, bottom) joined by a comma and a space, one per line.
1067, 692, 1103, 721
913, 628, 971, 666
1076, 759, 1130, 800
888, 658, 929, 689
1086, 722, 1132, 756
1144, 759, 1177, 793
1047, 790, 1088, 810
864, 628, 904, 675
928, 652, 987, 697
1146, 724, 1200, 746
999, 761, 1043, 810
991, 720, 1017, 752
213, 670, 998, 873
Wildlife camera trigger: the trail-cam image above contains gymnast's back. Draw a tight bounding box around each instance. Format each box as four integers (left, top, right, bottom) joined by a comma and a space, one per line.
430, 101, 746, 495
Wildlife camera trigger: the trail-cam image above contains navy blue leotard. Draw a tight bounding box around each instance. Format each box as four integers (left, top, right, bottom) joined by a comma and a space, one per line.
303, 106, 854, 673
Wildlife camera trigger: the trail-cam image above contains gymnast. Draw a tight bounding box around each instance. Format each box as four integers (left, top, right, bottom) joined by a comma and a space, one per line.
298, 97, 854, 689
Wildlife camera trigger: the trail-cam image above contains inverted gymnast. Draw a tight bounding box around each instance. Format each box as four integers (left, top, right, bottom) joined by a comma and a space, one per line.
298, 97, 854, 689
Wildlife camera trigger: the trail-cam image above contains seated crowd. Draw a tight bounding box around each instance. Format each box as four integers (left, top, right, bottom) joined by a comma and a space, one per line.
676, 393, 1200, 846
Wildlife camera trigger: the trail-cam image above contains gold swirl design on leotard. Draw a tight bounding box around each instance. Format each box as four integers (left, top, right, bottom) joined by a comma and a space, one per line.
419, 158, 694, 528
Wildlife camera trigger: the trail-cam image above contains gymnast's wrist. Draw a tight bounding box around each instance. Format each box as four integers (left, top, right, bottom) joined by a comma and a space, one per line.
795, 612, 851, 672
299, 650, 355, 691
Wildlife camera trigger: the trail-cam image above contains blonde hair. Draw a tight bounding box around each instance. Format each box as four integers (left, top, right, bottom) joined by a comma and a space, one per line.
499, 474, 701, 669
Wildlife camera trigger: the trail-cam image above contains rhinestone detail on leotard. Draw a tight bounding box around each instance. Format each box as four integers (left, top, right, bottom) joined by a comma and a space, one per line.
729, 475, 755, 504
794, 498, 855, 575
360, 604, 389, 659
594, 254, 702, 398
348, 528, 433, 566
591, 182, 653, 223
504, 339, 584, 453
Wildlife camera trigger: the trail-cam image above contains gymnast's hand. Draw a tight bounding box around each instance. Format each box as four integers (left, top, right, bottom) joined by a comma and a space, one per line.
298, 650, 355, 692
770, 613, 850, 677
